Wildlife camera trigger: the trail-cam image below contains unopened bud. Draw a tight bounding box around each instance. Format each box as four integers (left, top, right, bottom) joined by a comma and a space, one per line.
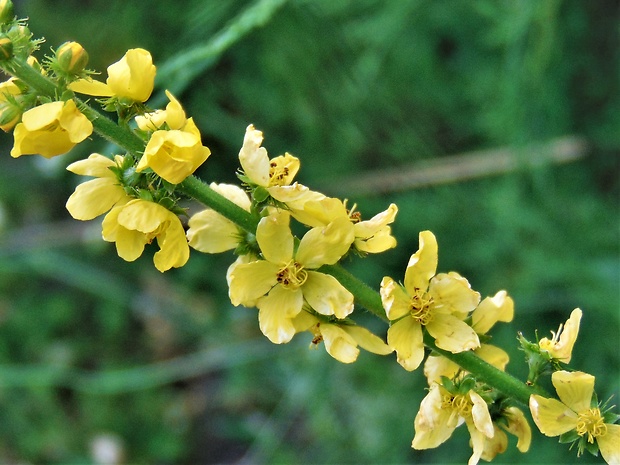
0, 0, 14, 25
0, 35, 12, 60
56, 41, 89, 75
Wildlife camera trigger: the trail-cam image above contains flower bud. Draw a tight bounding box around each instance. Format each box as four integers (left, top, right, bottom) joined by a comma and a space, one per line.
0, 0, 14, 25
0, 35, 12, 60
56, 41, 89, 75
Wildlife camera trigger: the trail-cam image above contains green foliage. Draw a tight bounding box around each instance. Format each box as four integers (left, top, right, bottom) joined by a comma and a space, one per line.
0, 0, 617, 463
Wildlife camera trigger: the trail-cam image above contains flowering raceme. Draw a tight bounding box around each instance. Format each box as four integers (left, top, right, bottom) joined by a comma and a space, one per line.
530, 370, 620, 464
10, 99, 93, 158
69, 48, 156, 102
380, 230, 480, 371
102, 199, 189, 272
228, 210, 354, 344
135, 90, 211, 184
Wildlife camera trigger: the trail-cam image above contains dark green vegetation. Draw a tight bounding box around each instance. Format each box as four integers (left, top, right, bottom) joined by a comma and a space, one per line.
0, 0, 618, 463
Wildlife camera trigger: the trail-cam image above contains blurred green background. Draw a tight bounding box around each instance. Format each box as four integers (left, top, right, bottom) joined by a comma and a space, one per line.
0, 0, 618, 463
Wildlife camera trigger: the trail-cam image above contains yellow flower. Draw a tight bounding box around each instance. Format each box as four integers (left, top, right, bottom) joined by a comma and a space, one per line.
480, 407, 531, 462
228, 210, 354, 343
134, 91, 211, 184
102, 199, 189, 272
412, 382, 494, 465
239, 124, 300, 189
291, 196, 398, 254
292, 310, 392, 363
10, 100, 93, 158
65, 153, 130, 220
424, 290, 514, 384
69, 48, 156, 102
380, 230, 480, 371
530, 370, 620, 464
187, 183, 251, 253
0, 77, 22, 131
538, 308, 582, 363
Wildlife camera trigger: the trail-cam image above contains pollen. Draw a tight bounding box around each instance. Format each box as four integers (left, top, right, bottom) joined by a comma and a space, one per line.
576, 408, 607, 443
276, 260, 308, 290
409, 287, 434, 325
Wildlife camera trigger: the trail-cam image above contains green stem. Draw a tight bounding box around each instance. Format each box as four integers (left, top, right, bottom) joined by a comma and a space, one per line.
178, 176, 260, 233
423, 332, 548, 406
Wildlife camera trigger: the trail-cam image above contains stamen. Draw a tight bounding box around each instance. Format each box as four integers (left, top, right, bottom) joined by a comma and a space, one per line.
409, 287, 434, 325
576, 408, 607, 443
276, 260, 308, 290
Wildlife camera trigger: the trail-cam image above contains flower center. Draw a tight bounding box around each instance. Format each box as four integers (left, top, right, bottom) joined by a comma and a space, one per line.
269, 161, 290, 186
276, 260, 308, 290
576, 408, 607, 443
409, 287, 434, 325
441, 393, 473, 418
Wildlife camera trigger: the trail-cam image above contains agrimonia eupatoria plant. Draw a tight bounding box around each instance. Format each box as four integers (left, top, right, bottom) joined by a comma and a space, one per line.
0, 2, 617, 463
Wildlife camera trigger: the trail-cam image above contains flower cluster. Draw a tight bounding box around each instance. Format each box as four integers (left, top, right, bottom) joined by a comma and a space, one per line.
1, 3, 617, 463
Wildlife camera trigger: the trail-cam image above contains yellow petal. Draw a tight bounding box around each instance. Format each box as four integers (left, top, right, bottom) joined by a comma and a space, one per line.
228, 260, 279, 307
257, 285, 303, 343
116, 199, 168, 233
426, 313, 480, 353
106, 48, 155, 102
529, 394, 578, 437
475, 344, 510, 371
503, 406, 532, 453
66, 177, 126, 220
354, 203, 398, 238
238, 124, 270, 186
354, 226, 397, 253
256, 211, 293, 264
551, 370, 594, 413
404, 230, 438, 293
58, 100, 93, 143
66, 153, 116, 177
429, 271, 480, 318
470, 391, 494, 438
380, 276, 411, 321
187, 209, 239, 253
598, 423, 620, 465
291, 310, 318, 333
342, 325, 392, 355
302, 271, 354, 319
296, 216, 354, 268
387, 317, 424, 371
465, 419, 487, 465
412, 384, 456, 448
209, 182, 251, 211
69, 78, 114, 96
153, 216, 189, 272
321, 324, 360, 363
471, 290, 514, 334
423, 354, 459, 385
480, 425, 508, 463
162, 90, 187, 130
21, 101, 63, 130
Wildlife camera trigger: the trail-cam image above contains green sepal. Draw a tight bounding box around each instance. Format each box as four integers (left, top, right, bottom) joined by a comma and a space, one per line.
137, 189, 153, 202
253, 185, 269, 203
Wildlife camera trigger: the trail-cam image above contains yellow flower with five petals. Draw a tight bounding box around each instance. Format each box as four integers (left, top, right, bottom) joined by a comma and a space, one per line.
538, 308, 582, 363
228, 210, 354, 344
530, 370, 620, 464
102, 199, 189, 272
10, 100, 92, 158
69, 48, 156, 102
380, 230, 480, 371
